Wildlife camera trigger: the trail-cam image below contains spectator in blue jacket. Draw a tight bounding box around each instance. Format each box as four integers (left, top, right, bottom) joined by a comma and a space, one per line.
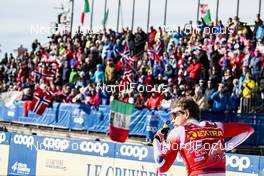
229, 79, 241, 113
153, 60, 164, 78
91, 64, 105, 83
250, 49, 262, 81
256, 21, 264, 40
210, 83, 230, 112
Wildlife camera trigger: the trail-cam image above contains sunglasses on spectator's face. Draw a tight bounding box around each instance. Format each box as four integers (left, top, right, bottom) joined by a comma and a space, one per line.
171, 110, 185, 120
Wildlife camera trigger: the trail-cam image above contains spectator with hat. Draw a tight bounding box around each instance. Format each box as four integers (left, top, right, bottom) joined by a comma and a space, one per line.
144, 88, 163, 110
91, 64, 105, 84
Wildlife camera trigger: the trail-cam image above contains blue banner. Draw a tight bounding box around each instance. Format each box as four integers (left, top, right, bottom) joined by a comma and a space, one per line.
8, 133, 37, 176
0, 132, 10, 145
0, 101, 263, 146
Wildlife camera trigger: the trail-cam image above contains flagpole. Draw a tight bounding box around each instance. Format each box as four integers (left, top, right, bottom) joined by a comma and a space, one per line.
117, 0, 121, 31
131, 0, 136, 31
163, 0, 168, 26
259, 0, 262, 15
236, 0, 240, 18
216, 0, 219, 22
147, 0, 151, 32
70, 0, 74, 36
90, 0, 94, 31
103, 0, 108, 30
197, 0, 200, 21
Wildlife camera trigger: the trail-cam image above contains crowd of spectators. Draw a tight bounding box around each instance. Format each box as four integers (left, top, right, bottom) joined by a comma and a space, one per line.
1, 15, 264, 113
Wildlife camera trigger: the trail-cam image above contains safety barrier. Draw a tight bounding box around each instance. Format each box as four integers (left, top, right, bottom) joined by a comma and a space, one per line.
240, 91, 263, 113
0, 131, 262, 176
0, 101, 262, 145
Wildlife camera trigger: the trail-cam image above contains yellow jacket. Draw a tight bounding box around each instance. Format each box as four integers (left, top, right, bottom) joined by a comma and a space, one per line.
242, 79, 256, 98
105, 65, 116, 83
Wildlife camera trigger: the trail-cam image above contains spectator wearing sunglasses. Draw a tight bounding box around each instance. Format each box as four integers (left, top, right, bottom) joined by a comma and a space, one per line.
153, 98, 254, 176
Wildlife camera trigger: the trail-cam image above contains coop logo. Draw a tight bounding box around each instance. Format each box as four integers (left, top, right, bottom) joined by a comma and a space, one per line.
80, 141, 109, 156
7, 110, 15, 117
11, 162, 31, 175
119, 145, 148, 161
13, 134, 34, 148
73, 117, 84, 125
42, 138, 69, 151
72, 109, 85, 125
146, 126, 158, 133
0, 133, 6, 144
226, 155, 251, 171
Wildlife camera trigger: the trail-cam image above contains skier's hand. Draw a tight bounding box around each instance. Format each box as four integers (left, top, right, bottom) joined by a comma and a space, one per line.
154, 127, 169, 142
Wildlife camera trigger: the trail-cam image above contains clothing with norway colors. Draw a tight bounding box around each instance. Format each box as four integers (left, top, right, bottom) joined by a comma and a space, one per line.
153, 119, 254, 176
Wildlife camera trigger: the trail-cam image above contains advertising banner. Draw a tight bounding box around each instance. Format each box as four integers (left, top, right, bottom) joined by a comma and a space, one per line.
0, 131, 262, 176
8, 133, 37, 176
34, 135, 259, 176
0, 101, 260, 147
0, 132, 10, 176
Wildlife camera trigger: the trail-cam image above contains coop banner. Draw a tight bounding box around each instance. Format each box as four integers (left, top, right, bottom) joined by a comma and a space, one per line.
2, 132, 262, 176
0, 132, 10, 176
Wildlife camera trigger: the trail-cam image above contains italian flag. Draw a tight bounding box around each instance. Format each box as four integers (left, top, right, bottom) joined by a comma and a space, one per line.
109, 100, 134, 143
81, 0, 90, 25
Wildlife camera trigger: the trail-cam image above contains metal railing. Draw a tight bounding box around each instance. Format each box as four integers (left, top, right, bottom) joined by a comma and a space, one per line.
239, 90, 263, 113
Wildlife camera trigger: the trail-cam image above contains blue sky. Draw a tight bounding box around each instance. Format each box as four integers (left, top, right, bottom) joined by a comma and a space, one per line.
0, 0, 262, 58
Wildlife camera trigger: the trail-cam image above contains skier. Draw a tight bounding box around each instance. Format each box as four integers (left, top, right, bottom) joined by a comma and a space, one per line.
153, 98, 254, 176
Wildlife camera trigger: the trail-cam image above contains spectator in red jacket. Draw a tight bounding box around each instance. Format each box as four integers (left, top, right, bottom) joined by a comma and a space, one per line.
86, 88, 102, 107
148, 26, 157, 47
144, 88, 163, 109
187, 57, 202, 83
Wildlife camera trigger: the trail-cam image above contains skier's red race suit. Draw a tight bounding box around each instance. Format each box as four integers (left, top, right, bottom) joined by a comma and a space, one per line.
153, 120, 254, 176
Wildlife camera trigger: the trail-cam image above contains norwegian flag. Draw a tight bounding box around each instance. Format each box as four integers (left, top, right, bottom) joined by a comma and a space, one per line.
31, 65, 55, 82
31, 66, 42, 80
116, 43, 137, 65
177, 57, 185, 84
147, 43, 160, 61
29, 87, 54, 116
155, 38, 164, 56
119, 68, 134, 91
42, 68, 55, 82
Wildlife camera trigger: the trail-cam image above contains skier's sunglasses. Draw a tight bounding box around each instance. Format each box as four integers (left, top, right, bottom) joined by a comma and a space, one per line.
171, 110, 185, 120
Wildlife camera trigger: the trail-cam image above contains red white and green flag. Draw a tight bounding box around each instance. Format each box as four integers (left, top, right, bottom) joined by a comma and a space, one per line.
200, 3, 211, 25
81, 0, 90, 25
109, 100, 134, 143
